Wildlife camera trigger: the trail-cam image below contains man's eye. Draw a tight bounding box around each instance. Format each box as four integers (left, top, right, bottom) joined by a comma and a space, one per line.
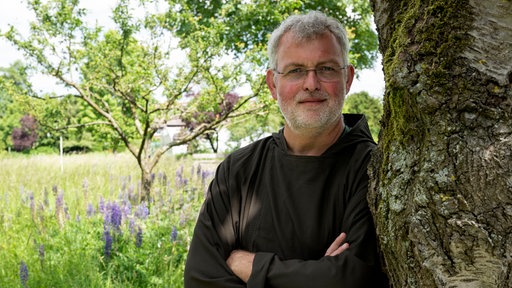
318, 66, 336, 72
286, 68, 304, 74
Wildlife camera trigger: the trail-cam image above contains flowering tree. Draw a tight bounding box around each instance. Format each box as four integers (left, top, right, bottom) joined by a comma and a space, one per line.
12, 114, 38, 152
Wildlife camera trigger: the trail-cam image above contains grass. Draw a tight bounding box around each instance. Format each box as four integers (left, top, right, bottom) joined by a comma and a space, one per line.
0, 152, 216, 287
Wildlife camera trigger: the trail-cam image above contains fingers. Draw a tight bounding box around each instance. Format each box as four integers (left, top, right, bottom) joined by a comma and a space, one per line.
325, 232, 349, 256
329, 242, 350, 256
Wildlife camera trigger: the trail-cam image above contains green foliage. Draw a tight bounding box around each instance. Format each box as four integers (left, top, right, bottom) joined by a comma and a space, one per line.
166, 0, 379, 70
0, 61, 35, 151
0, 153, 215, 287
343, 91, 383, 141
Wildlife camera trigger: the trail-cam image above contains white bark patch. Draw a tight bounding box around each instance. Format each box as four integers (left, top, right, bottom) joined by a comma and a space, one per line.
465, 0, 512, 85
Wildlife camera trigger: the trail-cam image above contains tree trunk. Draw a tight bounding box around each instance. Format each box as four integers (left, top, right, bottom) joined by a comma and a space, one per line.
368, 1, 512, 287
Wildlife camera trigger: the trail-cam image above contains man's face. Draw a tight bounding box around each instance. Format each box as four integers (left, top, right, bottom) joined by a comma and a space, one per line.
266, 31, 354, 132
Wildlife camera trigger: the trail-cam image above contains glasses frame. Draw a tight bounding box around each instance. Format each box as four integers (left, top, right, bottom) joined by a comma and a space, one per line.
273, 65, 349, 83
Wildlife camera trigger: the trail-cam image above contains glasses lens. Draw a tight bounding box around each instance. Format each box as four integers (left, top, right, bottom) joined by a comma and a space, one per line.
280, 67, 343, 82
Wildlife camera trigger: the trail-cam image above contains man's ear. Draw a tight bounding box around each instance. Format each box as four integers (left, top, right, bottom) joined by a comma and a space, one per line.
266, 69, 278, 100
344, 65, 355, 94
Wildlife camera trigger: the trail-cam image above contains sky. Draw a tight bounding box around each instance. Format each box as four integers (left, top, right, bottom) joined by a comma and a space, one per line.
0, 0, 385, 98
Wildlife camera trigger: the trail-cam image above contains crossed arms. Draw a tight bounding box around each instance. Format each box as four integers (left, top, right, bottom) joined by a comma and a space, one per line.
226, 232, 350, 283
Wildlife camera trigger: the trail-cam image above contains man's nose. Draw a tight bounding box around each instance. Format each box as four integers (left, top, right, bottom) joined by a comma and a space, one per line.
302, 69, 321, 91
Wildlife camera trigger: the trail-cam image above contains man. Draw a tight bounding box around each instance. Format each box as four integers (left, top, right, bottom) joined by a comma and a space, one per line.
184, 11, 388, 287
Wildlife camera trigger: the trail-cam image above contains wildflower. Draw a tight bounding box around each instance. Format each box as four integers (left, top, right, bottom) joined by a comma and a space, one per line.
56, 193, 64, 214
104, 228, 112, 258
52, 184, 58, 195
19, 260, 28, 288
110, 202, 122, 231
196, 164, 202, 179
135, 202, 149, 220
135, 226, 143, 248
121, 177, 127, 192
86, 203, 95, 217
171, 226, 178, 242
129, 218, 135, 235
128, 184, 135, 200
99, 196, 105, 214
29, 192, 35, 219
201, 170, 212, 186
122, 199, 131, 218
56, 192, 65, 227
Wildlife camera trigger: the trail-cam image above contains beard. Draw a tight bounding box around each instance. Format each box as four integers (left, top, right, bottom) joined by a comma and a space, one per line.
278, 90, 344, 132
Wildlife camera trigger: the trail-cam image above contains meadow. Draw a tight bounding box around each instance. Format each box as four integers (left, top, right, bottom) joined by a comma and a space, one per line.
0, 152, 217, 287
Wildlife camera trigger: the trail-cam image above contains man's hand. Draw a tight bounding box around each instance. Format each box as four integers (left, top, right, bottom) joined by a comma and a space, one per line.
226, 233, 348, 283
226, 250, 255, 283
325, 232, 350, 256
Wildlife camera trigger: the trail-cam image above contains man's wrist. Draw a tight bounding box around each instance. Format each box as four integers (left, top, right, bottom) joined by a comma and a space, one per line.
226, 250, 255, 283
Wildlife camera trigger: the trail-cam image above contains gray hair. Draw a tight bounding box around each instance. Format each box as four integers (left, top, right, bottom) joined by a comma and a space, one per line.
267, 11, 350, 69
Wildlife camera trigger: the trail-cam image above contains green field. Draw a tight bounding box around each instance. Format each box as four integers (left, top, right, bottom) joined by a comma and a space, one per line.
0, 152, 215, 287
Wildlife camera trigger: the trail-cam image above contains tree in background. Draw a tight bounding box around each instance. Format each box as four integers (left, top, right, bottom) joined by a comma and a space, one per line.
11, 114, 38, 152
1, 0, 378, 201
343, 91, 382, 141
0, 61, 34, 152
369, 0, 512, 286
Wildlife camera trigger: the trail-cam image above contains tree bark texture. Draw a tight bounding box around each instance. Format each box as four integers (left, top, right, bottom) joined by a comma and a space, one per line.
369, 0, 512, 287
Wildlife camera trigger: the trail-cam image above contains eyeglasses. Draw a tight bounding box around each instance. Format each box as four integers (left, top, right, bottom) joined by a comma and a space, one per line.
273, 65, 349, 83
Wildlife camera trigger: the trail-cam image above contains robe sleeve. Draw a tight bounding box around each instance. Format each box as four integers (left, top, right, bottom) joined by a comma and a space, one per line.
184, 161, 245, 288
247, 159, 387, 288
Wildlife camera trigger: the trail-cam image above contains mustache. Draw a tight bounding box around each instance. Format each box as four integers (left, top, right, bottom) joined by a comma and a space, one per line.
296, 91, 329, 102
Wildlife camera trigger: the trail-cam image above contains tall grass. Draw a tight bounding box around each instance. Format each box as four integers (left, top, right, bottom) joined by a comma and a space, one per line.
0, 152, 216, 287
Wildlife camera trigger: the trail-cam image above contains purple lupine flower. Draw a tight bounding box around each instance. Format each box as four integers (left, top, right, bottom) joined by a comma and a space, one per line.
99, 197, 105, 214
171, 226, 178, 242
201, 170, 211, 186
104, 228, 112, 258
86, 203, 95, 217
161, 172, 167, 186
179, 212, 187, 226
135, 202, 149, 220
121, 177, 127, 192
110, 202, 122, 231
56, 192, 64, 220
196, 164, 202, 179
135, 226, 143, 248
19, 260, 28, 287
128, 184, 135, 201
129, 218, 136, 235
122, 200, 132, 218
29, 192, 35, 217
37, 203, 45, 223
